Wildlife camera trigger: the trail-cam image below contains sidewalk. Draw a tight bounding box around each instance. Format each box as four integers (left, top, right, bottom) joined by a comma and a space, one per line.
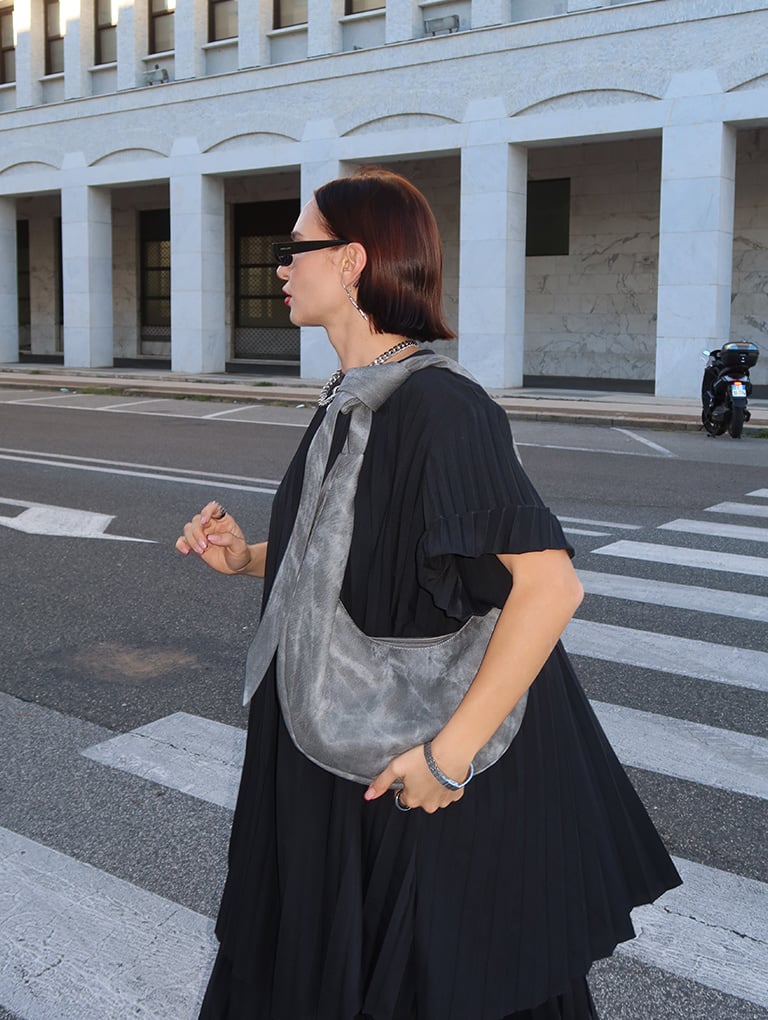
1, 362, 767, 434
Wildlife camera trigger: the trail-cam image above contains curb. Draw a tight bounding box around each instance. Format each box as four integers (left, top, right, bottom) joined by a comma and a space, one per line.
1, 369, 766, 437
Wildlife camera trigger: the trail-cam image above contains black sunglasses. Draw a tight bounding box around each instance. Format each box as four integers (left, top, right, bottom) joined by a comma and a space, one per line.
272, 239, 349, 266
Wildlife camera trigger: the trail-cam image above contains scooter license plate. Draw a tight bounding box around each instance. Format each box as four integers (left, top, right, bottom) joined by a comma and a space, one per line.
731, 382, 747, 398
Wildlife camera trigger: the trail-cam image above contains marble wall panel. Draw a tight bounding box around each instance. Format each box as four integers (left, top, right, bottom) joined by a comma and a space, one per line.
732, 128, 768, 386
525, 138, 661, 381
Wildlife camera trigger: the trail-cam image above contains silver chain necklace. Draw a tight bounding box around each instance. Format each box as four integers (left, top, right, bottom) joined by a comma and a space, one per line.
317, 340, 420, 406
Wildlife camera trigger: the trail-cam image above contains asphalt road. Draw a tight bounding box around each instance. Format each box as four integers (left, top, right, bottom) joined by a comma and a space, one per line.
1, 389, 767, 1020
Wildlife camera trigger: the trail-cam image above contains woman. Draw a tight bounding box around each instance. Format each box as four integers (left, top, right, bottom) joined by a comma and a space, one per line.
177, 167, 680, 1020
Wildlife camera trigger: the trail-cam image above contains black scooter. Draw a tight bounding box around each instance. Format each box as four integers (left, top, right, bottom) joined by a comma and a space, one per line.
701, 341, 760, 439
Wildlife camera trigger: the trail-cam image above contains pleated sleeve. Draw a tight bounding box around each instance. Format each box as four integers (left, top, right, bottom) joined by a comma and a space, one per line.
415, 371, 573, 620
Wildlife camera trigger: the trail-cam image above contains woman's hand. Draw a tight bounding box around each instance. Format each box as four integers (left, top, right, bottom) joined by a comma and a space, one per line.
175, 501, 257, 576
364, 744, 467, 814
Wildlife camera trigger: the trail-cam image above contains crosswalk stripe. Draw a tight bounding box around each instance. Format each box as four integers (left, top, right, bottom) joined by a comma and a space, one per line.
623, 856, 768, 1008
578, 568, 768, 621
559, 517, 642, 530
2, 824, 764, 1015
563, 527, 611, 537
564, 618, 768, 692
82, 696, 768, 815
658, 518, 768, 543
748, 489, 768, 499
0, 826, 214, 1020
592, 540, 768, 578
82, 712, 245, 811
705, 501, 768, 519
591, 701, 768, 800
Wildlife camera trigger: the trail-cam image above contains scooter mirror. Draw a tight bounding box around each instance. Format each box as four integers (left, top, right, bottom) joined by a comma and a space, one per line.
702, 350, 710, 357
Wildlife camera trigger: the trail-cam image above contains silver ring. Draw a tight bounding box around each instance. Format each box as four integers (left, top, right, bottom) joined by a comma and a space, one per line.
394, 790, 412, 812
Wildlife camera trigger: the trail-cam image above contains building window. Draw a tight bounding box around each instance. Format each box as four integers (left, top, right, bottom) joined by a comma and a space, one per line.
149, 0, 175, 54
209, 0, 236, 41
274, 0, 306, 29
233, 200, 299, 361
526, 178, 570, 257
140, 210, 171, 340
95, 0, 117, 64
345, 0, 383, 12
0, 4, 14, 84
45, 0, 64, 75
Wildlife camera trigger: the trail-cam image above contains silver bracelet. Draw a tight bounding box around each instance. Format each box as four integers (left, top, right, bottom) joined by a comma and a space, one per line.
423, 740, 475, 790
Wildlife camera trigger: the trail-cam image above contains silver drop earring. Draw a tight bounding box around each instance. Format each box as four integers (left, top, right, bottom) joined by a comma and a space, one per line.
343, 282, 368, 322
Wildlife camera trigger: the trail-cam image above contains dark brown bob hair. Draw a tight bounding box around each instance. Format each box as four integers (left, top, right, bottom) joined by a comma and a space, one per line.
314, 167, 456, 343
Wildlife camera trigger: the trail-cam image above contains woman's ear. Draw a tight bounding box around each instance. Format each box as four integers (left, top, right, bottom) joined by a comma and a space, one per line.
341, 241, 367, 283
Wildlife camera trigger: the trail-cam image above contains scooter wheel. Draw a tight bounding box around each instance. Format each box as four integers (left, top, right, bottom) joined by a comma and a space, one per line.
728, 405, 745, 439
701, 411, 726, 436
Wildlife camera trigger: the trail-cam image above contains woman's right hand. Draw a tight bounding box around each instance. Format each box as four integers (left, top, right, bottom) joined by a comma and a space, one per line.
175, 501, 254, 575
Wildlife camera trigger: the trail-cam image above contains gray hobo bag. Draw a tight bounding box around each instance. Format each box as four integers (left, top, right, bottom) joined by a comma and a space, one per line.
243, 352, 528, 785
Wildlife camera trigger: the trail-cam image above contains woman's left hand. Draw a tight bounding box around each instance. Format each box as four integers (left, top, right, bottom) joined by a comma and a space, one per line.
364, 745, 465, 814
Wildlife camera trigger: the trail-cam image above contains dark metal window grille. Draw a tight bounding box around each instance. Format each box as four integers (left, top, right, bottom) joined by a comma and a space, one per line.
209, 0, 237, 41
95, 0, 117, 64
45, 0, 64, 75
149, 0, 174, 54
0, 5, 14, 84
526, 178, 571, 257
17, 220, 29, 340
273, 0, 306, 29
345, 0, 384, 13
140, 210, 171, 335
234, 201, 299, 361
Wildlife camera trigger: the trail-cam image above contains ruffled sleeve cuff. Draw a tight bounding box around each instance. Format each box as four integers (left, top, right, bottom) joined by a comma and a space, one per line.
417, 505, 574, 619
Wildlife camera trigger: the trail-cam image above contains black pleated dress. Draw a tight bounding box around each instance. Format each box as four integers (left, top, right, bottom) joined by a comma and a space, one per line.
199, 356, 681, 1020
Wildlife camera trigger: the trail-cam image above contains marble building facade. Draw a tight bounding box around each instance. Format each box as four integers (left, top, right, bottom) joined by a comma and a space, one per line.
1, 0, 767, 396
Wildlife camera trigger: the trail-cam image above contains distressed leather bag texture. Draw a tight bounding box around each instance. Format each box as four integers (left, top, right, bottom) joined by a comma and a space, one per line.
243, 352, 528, 785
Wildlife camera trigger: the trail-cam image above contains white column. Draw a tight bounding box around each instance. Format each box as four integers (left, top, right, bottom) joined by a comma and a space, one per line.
170, 173, 226, 373
458, 139, 527, 388
386, 0, 419, 43
238, 0, 271, 67
308, 0, 343, 56
0, 200, 19, 363
174, 0, 206, 79
63, 0, 92, 99
116, 0, 148, 90
61, 186, 114, 367
13, 0, 44, 107
29, 216, 60, 355
299, 136, 341, 381
471, 0, 506, 28
655, 122, 736, 398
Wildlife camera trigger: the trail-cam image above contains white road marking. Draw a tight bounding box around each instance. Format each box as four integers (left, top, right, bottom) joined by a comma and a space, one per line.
748, 489, 768, 499
578, 569, 768, 622
0, 826, 214, 1020
559, 517, 642, 530
0, 498, 154, 543
0, 453, 279, 494
201, 405, 256, 419
563, 528, 612, 537
82, 712, 246, 811
611, 427, 676, 457
564, 618, 768, 692
658, 518, 768, 543
705, 501, 768, 519
592, 540, 768, 578
8, 396, 308, 426
623, 857, 768, 1008
0, 446, 281, 489
591, 701, 768, 800
7, 393, 78, 404
515, 441, 660, 458
95, 397, 166, 410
